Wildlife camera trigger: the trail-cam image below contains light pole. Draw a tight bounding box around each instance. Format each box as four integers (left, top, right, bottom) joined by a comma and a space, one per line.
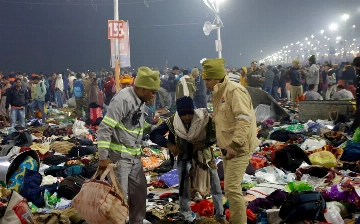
342, 14, 349, 57
329, 23, 338, 63
202, 0, 224, 58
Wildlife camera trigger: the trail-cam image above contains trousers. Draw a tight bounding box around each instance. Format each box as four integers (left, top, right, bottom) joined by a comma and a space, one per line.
177, 160, 225, 222
109, 150, 147, 224
29, 100, 46, 123
223, 155, 250, 224
75, 97, 88, 118
326, 84, 337, 100
10, 108, 25, 128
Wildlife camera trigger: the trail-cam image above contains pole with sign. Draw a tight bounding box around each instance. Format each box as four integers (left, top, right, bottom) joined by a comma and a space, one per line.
108, 0, 121, 92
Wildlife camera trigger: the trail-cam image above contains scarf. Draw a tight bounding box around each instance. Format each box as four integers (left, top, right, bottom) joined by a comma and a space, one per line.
179, 75, 190, 96
173, 108, 209, 143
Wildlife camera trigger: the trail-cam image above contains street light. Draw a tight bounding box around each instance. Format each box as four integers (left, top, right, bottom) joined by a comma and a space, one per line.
202, 0, 224, 58
342, 14, 349, 21
320, 30, 324, 34
342, 14, 349, 56
329, 23, 338, 31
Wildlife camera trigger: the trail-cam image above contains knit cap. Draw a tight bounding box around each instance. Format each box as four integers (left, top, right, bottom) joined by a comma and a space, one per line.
134, 67, 160, 91
176, 96, 194, 117
201, 58, 226, 80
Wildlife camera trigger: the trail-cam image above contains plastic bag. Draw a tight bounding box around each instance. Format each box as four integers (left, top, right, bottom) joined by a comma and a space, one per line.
353, 128, 360, 142
285, 181, 313, 192
309, 151, 337, 168
255, 104, 271, 122
301, 138, 327, 151
72, 119, 89, 137
158, 169, 178, 187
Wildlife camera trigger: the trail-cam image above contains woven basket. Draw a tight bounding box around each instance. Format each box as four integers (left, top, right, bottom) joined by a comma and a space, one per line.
72, 164, 129, 224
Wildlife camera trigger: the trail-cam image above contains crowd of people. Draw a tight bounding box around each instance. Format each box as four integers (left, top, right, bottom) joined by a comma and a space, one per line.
0, 55, 360, 223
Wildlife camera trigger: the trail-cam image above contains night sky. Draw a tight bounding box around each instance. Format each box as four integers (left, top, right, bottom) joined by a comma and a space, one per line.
0, 0, 359, 74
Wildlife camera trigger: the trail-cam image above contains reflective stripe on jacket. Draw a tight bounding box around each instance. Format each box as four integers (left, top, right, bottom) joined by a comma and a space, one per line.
97, 87, 147, 160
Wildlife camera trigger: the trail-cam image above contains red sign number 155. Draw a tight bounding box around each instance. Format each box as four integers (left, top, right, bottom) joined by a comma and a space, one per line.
108, 20, 124, 39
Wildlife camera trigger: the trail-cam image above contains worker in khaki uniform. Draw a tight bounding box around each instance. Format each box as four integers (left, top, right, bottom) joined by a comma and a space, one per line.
202, 58, 260, 224
97, 67, 160, 224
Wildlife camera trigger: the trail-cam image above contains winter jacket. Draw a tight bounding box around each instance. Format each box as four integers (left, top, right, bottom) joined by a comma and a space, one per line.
303, 64, 320, 85
5, 87, 30, 109
97, 87, 150, 161
63, 75, 69, 91
212, 76, 260, 156
264, 70, 275, 88
103, 77, 115, 96
88, 81, 100, 105
247, 68, 264, 88
342, 65, 356, 81
333, 89, 355, 100
34, 80, 47, 102
228, 72, 240, 83
289, 67, 302, 86
273, 73, 280, 87
168, 73, 177, 92
305, 91, 323, 100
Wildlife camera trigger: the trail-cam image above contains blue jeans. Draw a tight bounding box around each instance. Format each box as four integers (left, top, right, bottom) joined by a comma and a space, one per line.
272, 86, 279, 101
10, 108, 25, 128
29, 100, 46, 123
263, 87, 272, 95
177, 160, 225, 222
55, 89, 63, 108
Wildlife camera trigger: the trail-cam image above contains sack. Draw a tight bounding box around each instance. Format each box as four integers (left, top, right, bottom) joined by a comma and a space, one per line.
279, 191, 326, 223
72, 164, 129, 224
0, 191, 35, 224
58, 176, 85, 200
73, 80, 84, 98
33, 212, 71, 224
68, 145, 97, 158
10, 130, 32, 147
274, 145, 312, 172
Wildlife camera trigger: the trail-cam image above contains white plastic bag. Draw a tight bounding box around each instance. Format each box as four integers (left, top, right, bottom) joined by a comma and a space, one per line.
72, 119, 89, 137
255, 104, 271, 122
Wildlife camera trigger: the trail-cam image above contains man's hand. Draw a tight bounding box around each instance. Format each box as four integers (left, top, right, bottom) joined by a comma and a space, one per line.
167, 142, 179, 156
193, 142, 206, 151
225, 145, 237, 160
98, 159, 112, 171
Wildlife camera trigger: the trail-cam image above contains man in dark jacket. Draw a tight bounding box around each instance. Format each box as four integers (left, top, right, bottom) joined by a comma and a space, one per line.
247, 61, 264, 88
6, 78, 30, 128
62, 72, 69, 101
102, 72, 115, 107
289, 60, 303, 107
